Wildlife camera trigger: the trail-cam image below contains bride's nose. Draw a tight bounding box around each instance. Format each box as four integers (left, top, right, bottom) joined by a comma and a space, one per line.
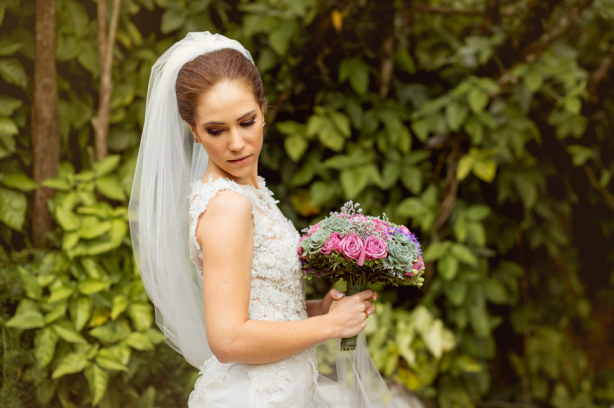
227, 126, 245, 152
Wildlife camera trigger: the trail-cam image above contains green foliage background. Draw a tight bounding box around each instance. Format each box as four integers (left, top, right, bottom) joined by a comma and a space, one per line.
1, 0, 614, 407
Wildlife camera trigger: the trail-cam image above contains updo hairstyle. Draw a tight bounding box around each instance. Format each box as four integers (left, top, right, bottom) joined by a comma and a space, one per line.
175, 48, 267, 127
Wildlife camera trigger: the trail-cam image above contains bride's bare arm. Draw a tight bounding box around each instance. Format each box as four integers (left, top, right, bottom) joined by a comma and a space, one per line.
197, 190, 373, 365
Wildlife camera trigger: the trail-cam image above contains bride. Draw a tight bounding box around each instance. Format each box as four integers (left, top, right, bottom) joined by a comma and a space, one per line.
129, 31, 405, 407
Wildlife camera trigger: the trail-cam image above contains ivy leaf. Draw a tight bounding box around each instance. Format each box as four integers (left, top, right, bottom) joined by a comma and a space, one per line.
84, 363, 109, 406
95, 348, 128, 371
485, 278, 508, 304
125, 332, 154, 350
6, 309, 46, 329
0, 186, 26, 231
473, 158, 496, 182
34, 326, 58, 369
160, 8, 187, 34
284, 135, 308, 162
0, 58, 28, 88
51, 352, 88, 379
466, 205, 491, 221
0, 173, 39, 192
18, 266, 42, 300
443, 280, 467, 306
79, 278, 110, 295
70, 296, 93, 331
96, 175, 125, 201
468, 88, 489, 113
567, 145, 594, 167
468, 304, 490, 337
111, 295, 129, 320
445, 101, 469, 132
423, 241, 450, 262
457, 155, 474, 181
450, 244, 478, 266
340, 167, 370, 199
269, 20, 295, 56
401, 167, 422, 195
128, 302, 153, 331
93, 155, 121, 177
52, 319, 87, 344
438, 255, 459, 280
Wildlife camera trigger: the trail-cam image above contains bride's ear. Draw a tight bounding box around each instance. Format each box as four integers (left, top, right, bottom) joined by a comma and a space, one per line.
188, 124, 201, 144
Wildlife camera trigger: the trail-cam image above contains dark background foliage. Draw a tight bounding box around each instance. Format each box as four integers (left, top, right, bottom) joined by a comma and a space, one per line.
1, 0, 614, 407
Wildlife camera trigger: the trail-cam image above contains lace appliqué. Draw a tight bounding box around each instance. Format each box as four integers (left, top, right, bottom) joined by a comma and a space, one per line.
187, 174, 319, 402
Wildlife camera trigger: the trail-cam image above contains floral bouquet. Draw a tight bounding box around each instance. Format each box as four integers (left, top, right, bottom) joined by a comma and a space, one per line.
298, 201, 425, 350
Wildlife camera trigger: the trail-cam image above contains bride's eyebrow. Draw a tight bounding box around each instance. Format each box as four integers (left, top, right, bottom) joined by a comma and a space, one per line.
204, 110, 256, 125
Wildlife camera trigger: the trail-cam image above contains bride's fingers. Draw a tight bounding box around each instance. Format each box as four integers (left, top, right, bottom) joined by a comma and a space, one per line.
331, 289, 345, 300
356, 289, 375, 300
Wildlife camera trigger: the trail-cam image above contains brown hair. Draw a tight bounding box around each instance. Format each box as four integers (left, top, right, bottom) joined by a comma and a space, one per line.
175, 48, 267, 127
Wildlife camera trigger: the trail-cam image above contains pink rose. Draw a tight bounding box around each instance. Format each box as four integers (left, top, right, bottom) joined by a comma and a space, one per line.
353, 214, 368, 222
321, 232, 342, 255
308, 223, 321, 236
400, 225, 411, 235
298, 236, 308, 258
373, 219, 389, 233
406, 255, 424, 276
364, 235, 387, 260
338, 233, 366, 266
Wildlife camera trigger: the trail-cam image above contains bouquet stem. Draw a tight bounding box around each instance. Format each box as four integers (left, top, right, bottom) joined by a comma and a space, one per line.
340, 283, 367, 351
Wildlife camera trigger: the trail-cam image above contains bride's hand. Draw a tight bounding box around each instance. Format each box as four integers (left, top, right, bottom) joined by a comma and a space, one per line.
320, 288, 377, 316
325, 289, 376, 339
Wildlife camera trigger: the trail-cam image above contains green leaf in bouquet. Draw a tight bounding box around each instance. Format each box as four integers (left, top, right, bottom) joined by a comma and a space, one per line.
70, 296, 93, 331
51, 352, 88, 379
35, 326, 59, 369
52, 319, 87, 344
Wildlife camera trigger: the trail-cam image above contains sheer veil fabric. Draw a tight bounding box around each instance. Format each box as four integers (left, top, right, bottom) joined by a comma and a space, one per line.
128, 31, 401, 407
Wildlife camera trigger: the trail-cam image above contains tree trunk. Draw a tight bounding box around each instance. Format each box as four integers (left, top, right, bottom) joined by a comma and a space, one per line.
31, 0, 60, 248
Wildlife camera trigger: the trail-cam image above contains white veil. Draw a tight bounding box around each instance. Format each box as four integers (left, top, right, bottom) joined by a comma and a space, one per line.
129, 31, 404, 407
128, 31, 254, 368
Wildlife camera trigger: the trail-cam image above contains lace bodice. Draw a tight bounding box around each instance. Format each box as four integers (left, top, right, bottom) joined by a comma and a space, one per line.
187, 174, 318, 403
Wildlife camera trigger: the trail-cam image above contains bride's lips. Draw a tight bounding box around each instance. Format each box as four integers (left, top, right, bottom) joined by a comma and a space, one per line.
227, 154, 252, 165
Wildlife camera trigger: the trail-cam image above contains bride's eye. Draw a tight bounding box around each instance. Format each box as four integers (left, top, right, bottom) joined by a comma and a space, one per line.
206, 128, 223, 136
240, 118, 256, 128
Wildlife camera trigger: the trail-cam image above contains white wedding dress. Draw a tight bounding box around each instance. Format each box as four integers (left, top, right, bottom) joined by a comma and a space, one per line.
185, 174, 415, 408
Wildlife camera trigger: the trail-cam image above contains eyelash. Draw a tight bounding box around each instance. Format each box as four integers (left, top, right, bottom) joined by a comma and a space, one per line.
206, 119, 257, 136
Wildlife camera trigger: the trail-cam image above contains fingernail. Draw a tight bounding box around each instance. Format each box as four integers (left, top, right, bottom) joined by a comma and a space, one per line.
373, 293, 377, 300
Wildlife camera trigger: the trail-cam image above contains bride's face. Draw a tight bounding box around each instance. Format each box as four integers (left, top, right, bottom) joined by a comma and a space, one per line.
189, 79, 264, 179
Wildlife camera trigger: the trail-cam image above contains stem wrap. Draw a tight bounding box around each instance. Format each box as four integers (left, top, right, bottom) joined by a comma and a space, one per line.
340, 284, 367, 351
